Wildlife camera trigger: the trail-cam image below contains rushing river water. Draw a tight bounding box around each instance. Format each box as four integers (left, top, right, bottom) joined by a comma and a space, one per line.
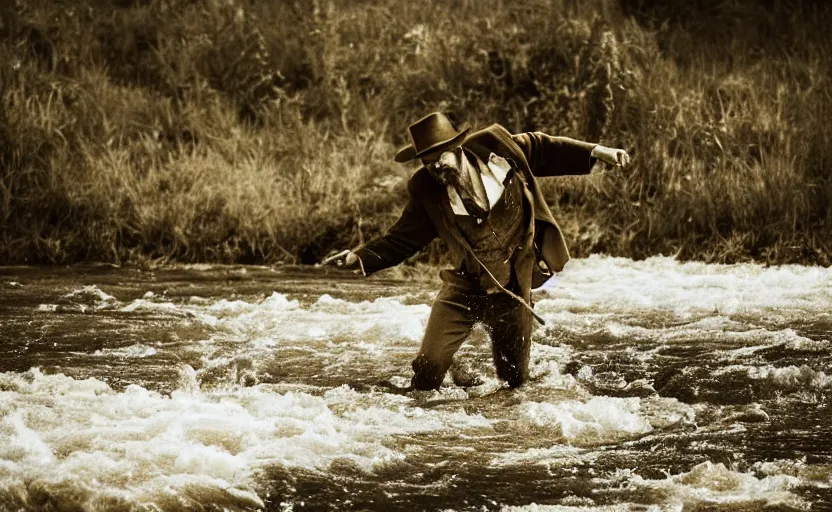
0, 256, 830, 511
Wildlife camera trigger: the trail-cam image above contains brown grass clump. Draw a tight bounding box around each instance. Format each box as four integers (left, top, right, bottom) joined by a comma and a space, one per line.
1, 0, 830, 266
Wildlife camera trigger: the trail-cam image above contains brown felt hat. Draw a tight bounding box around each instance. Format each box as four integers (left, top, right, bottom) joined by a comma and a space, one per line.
394, 112, 470, 163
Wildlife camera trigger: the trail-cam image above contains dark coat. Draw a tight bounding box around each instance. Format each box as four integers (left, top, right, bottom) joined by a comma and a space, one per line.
355, 124, 596, 304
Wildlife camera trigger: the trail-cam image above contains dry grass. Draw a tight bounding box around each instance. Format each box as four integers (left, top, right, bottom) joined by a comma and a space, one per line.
1, 0, 829, 265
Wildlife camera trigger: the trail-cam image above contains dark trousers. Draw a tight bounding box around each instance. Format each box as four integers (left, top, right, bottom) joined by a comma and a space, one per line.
410, 282, 532, 390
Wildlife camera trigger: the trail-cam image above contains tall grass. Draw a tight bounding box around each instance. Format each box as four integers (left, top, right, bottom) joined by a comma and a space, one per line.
1, 0, 829, 265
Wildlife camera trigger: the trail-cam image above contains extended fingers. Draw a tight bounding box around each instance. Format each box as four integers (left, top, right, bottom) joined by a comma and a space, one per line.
594, 145, 630, 167
616, 150, 631, 167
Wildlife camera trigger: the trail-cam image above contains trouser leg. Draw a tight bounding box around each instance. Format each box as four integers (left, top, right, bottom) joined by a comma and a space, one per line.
485, 292, 532, 388
411, 285, 481, 390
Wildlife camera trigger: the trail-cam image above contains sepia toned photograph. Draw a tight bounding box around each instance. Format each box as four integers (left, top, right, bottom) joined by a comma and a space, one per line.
0, 0, 830, 510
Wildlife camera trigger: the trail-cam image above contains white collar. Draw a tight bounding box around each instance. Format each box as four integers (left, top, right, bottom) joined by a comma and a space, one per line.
447, 152, 512, 216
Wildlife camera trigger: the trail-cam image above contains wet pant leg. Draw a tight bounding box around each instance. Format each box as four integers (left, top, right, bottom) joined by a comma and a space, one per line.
411, 285, 483, 390
484, 292, 532, 388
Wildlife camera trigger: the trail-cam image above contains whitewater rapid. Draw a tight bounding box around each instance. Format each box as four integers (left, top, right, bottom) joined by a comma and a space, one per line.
0, 255, 829, 510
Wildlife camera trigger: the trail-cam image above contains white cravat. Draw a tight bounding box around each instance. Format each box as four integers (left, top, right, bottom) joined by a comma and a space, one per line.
447, 152, 512, 216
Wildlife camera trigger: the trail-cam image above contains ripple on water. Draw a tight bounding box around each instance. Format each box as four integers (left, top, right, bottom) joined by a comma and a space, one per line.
3, 256, 831, 510
498, 460, 808, 511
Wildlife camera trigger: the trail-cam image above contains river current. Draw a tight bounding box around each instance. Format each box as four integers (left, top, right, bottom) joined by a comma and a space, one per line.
0, 255, 830, 511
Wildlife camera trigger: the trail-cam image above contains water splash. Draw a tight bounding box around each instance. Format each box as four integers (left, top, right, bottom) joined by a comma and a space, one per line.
0, 368, 492, 510
537, 255, 832, 321
5, 256, 831, 510
92, 344, 158, 358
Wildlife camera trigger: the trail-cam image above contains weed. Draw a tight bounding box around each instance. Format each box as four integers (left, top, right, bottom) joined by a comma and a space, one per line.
1, 0, 829, 266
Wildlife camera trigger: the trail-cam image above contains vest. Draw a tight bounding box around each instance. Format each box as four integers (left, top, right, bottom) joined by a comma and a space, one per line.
453, 170, 528, 292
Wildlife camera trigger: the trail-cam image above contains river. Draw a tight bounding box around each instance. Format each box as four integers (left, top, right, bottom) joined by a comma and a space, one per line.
0, 255, 830, 511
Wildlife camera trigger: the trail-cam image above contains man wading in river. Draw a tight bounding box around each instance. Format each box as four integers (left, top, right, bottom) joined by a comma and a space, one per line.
325, 112, 630, 390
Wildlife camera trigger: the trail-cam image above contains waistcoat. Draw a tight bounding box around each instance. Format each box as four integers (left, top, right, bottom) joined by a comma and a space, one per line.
455, 170, 527, 291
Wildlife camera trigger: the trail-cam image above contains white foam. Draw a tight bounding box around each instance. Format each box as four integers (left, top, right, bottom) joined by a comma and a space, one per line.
120, 292, 430, 346
513, 396, 695, 447
98, 256, 829, 375
753, 459, 832, 488
490, 445, 588, 468
119, 299, 186, 315
597, 461, 807, 509
539, 310, 816, 355
62, 285, 118, 310
537, 255, 832, 321
715, 364, 831, 391
531, 360, 585, 392
92, 344, 157, 358
0, 368, 493, 509
502, 504, 662, 512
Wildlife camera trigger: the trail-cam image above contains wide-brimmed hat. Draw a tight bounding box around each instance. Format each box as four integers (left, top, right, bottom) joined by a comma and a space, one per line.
394, 112, 470, 163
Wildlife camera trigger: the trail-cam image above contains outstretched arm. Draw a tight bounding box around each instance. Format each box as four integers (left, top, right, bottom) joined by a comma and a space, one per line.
511, 132, 630, 177
325, 178, 437, 276
352, 193, 437, 275
591, 144, 631, 168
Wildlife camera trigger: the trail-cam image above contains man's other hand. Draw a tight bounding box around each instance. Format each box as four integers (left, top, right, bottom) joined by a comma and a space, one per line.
592, 145, 631, 169
319, 250, 363, 274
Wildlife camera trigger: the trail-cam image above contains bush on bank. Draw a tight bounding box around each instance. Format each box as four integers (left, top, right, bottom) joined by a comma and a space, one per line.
1, 0, 829, 265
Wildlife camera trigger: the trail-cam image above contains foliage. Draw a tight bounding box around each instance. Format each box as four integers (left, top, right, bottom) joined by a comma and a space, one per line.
0, 0, 829, 265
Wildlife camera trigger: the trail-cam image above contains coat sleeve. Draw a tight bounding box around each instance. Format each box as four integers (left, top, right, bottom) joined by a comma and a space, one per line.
353, 178, 438, 275
511, 132, 598, 177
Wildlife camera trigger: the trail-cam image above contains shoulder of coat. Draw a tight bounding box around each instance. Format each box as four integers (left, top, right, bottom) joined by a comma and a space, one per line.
465, 123, 511, 145
407, 167, 438, 196
465, 123, 530, 170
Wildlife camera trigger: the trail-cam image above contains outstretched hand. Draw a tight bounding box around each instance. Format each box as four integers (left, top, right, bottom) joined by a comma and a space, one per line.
319, 249, 363, 274
592, 144, 631, 169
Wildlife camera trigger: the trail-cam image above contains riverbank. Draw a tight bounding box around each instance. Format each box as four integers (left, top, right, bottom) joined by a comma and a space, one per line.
1, 0, 830, 266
